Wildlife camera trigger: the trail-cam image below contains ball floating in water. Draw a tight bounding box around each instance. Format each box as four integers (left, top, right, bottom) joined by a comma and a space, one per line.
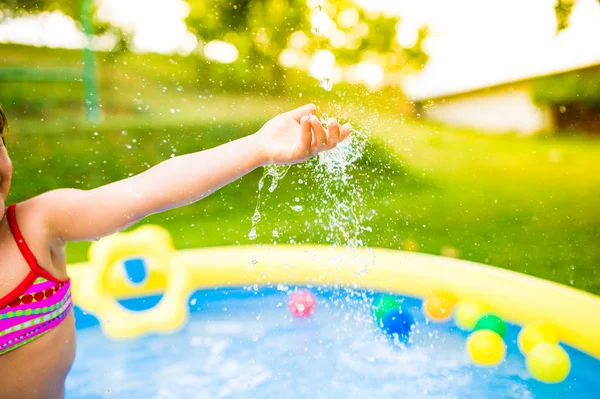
381, 312, 413, 342
454, 301, 487, 330
423, 294, 456, 321
288, 289, 316, 318
372, 295, 402, 321
526, 342, 571, 383
372, 296, 414, 342
518, 322, 558, 355
474, 313, 507, 337
466, 330, 506, 366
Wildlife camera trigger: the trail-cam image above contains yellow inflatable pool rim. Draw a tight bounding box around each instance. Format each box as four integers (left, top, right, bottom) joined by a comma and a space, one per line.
68, 225, 600, 360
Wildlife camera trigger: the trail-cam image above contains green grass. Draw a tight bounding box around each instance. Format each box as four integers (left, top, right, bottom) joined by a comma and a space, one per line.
3, 44, 599, 294
0, 43, 406, 123
6, 101, 600, 294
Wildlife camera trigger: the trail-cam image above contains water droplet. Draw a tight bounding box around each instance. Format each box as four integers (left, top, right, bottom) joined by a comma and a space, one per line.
277, 284, 289, 291
190, 298, 197, 306
296, 304, 305, 312
253, 284, 259, 291
319, 78, 332, 91
248, 228, 257, 240
290, 205, 304, 212
248, 165, 291, 239
272, 229, 279, 238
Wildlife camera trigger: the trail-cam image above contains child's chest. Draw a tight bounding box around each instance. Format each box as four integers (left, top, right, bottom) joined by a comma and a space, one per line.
0, 235, 32, 299
0, 216, 67, 286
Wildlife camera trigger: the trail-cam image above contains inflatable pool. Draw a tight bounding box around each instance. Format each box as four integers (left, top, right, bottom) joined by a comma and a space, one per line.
66, 225, 600, 398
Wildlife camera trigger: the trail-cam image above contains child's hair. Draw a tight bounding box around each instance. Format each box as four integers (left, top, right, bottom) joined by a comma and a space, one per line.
0, 106, 7, 135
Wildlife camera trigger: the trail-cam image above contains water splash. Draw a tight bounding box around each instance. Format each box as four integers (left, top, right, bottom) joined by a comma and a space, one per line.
312, 126, 372, 259
248, 120, 374, 273
320, 78, 333, 92
248, 164, 292, 240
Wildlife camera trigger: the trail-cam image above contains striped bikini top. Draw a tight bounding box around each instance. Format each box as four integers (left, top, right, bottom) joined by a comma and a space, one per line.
0, 204, 72, 356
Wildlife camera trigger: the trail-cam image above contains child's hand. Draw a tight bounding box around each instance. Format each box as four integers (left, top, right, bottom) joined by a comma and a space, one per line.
254, 104, 352, 165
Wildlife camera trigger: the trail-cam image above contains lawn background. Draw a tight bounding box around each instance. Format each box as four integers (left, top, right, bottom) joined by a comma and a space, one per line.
3, 44, 600, 294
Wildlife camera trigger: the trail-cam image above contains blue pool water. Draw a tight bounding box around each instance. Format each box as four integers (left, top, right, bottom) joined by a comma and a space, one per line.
67, 288, 600, 398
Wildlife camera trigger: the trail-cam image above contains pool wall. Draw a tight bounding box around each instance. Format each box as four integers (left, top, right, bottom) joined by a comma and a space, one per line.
67, 225, 600, 359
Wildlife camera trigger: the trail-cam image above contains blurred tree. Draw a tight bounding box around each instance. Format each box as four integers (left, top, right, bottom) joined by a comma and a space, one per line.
555, 0, 576, 31
0, 0, 79, 18
185, 0, 428, 90
533, 69, 600, 106
554, 0, 600, 32
0, 0, 129, 50
0, 0, 428, 90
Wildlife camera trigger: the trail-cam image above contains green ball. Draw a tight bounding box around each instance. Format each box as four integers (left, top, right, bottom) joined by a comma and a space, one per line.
474, 313, 507, 337
372, 295, 404, 322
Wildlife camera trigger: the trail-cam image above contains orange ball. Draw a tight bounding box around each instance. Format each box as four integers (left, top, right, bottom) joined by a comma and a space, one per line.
423, 294, 456, 321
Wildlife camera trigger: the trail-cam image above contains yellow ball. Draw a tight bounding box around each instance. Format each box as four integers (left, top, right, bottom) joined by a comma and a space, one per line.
518, 322, 558, 355
423, 294, 456, 321
526, 343, 571, 383
454, 302, 487, 330
466, 330, 506, 366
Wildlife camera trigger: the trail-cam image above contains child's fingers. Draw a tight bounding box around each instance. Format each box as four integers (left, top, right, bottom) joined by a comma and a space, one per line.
300, 116, 312, 156
326, 118, 340, 149
287, 104, 317, 122
339, 123, 352, 142
310, 115, 327, 153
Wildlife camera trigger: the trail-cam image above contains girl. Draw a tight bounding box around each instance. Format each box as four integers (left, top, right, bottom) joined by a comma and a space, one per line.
0, 104, 351, 398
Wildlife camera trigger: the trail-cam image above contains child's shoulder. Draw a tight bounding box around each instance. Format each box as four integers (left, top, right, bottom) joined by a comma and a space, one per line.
9, 197, 48, 236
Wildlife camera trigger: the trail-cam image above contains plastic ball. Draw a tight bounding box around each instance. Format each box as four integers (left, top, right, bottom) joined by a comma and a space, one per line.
526, 343, 571, 383
288, 289, 316, 318
454, 302, 487, 330
380, 307, 414, 342
372, 295, 403, 322
518, 322, 558, 355
372, 296, 414, 342
423, 294, 456, 321
474, 313, 507, 337
466, 330, 506, 366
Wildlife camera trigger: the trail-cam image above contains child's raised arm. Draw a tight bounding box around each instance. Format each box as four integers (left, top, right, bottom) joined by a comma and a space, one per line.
26, 104, 351, 242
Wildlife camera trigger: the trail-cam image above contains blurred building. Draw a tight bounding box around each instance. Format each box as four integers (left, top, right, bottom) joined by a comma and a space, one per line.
406, 62, 600, 135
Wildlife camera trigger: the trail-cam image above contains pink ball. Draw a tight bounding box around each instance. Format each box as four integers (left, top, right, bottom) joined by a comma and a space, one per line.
288, 289, 317, 318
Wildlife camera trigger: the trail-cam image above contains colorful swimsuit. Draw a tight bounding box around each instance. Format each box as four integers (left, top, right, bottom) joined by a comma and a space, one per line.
0, 204, 72, 356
